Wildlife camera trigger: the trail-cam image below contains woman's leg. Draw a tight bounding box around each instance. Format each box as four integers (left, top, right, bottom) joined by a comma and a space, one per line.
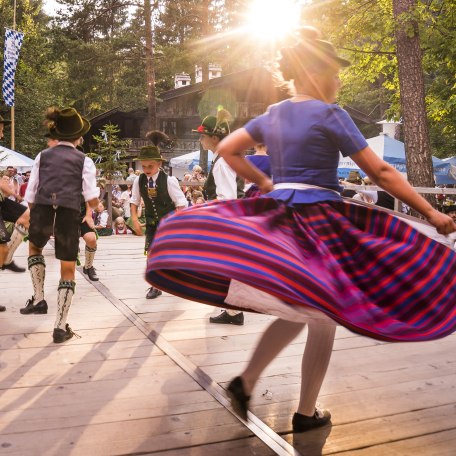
297, 322, 336, 416
240, 319, 306, 394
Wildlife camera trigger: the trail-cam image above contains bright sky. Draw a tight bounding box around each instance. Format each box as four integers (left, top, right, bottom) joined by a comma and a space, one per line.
42, 0, 60, 16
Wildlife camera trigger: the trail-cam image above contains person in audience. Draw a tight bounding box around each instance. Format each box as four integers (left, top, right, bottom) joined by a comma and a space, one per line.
94, 201, 112, 236
113, 216, 132, 234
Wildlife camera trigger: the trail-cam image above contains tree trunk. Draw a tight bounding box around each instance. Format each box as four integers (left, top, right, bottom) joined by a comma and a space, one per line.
393, 0, 435, 208
199, 0, 211, 173
144, 0, 156, 131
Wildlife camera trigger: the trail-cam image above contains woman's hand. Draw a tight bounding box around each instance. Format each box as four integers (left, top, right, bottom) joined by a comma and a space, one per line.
427, 210, 456, 235
258, 177, 273, 194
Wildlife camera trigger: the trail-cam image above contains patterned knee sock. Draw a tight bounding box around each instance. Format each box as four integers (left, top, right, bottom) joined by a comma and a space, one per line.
55, 280, 76, 330
28, 255, 46, 302
84, 246, 96, 269
5, 228, 26, 265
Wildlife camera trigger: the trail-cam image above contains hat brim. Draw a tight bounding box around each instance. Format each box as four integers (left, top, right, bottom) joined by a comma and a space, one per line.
133, 157, 167, 162
49, 117, 91, 140
0, 119, 12, 125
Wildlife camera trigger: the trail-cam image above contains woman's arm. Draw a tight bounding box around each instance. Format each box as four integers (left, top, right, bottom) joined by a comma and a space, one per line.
352, 147, 456, 234
218, 128, 273, 194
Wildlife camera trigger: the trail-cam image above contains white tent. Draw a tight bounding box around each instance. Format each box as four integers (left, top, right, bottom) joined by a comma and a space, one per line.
169, 150, 214, 180
0, 146, 35, 173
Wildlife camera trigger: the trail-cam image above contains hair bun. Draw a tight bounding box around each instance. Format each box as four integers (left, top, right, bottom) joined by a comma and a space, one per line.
298, 26, 322, 42
44, 106, 60, 121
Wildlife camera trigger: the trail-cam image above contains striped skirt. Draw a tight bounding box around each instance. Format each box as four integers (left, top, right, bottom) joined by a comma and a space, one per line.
146, 197, 456, 342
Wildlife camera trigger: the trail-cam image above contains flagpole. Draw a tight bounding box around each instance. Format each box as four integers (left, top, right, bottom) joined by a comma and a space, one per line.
11, 0, 16, 150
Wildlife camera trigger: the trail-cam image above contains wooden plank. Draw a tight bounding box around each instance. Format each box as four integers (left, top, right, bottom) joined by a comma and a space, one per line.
333, 428, 456, 456
0, 409, 252, 455
152, 436, 277, 455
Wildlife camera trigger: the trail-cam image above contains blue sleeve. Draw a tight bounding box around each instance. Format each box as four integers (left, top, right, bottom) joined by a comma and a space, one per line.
325, 106, 368, 157
244, 113, 267, 143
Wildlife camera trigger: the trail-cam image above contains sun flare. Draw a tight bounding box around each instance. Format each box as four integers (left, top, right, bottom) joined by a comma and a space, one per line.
244, 0, 302, 43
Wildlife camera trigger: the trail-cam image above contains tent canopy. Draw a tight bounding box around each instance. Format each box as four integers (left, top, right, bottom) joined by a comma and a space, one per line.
169, 150, 214, 171
0, 146, 34, 173
338, 134, 452, 182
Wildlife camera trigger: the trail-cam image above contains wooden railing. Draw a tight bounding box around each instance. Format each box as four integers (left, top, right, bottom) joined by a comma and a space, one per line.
101, 180, 455, 227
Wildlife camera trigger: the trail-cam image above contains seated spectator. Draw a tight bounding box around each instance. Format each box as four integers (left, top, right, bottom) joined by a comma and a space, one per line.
191, 190, 205, 206
113, 216, 132, 235
352, 176, 378, 204
126, 168, 136, 182
119, 184, 132, 220
126, 198, 146, 234
94, 201, 113, 236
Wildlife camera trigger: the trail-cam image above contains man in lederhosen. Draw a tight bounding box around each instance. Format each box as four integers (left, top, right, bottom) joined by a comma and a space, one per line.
194, 109, 245, 325
21, 107, 99, 343
130, 131, 187, 299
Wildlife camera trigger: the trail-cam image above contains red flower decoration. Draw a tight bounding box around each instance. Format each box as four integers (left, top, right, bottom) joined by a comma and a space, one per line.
197, 125, 205, 133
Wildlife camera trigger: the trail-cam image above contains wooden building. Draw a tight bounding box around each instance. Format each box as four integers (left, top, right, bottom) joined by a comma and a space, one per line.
84, 66, 376, 169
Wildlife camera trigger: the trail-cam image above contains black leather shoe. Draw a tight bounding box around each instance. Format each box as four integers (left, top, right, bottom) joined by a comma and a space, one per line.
209, 310, 244, 325
292, 408, 331, 433
227, 376, 250, 420
20, 297, 48, 315
2, 261, 26, 273
53, 324, 79, 343
83, 266, 99, 281
0, 305, 5, 312
146, 287, 162, 299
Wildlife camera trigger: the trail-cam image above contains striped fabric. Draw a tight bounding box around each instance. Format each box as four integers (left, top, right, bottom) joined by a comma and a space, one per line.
146, 198, 456, 342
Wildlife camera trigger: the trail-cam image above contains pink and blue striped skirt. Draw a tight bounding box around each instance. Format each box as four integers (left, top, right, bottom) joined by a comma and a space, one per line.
146, 197, 456, 342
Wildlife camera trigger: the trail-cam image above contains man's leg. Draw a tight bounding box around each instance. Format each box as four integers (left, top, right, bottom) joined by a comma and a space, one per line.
145, 223, 162, 299
1, 201, 28, 272
20, 242, 48, 314
82, 230, 98, 281
52, 206, 81, 343
53, 260, 77, 343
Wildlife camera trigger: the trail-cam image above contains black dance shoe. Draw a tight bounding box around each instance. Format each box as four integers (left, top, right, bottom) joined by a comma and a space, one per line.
209, 311, 244, 325
0, 305, 5, 312
146, 287, 162, 299
53, 324, 79, 344
83, 266, 99, 281
227, 376, 250, 420
292, 408, 331, 433
20, 297, 48, 315
2, 261, 26, 273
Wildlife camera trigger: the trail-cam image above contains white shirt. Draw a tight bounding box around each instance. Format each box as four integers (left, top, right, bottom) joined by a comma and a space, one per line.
130, 172, 188, 208
212, 153, 237, 200
120, 190, 131, 218
25, 141, 99, 204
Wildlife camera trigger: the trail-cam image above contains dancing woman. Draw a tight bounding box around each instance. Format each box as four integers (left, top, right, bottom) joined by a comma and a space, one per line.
146, 28, 456, 431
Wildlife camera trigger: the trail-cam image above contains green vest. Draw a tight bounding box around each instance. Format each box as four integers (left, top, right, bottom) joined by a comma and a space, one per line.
203, 155, 245, 201
139, 171, 175, 224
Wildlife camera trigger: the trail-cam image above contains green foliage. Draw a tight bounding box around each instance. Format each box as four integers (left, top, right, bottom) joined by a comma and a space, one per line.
88, 123, 130, 179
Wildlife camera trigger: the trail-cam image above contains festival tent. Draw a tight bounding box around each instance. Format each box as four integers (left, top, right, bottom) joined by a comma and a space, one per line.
169, 150, 214, 180
338, 135, 451, 182
0, 146, 34, 173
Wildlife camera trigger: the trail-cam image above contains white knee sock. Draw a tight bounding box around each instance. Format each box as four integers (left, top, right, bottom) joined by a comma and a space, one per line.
297, 323, 336, 416
28, 255, 46, 302
5, 228, 25, 265
84, 246, 96, 269
55, 280, 76, 330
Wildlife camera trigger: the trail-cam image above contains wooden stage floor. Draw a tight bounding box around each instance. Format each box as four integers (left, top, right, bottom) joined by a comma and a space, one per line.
1, 236, 455, 455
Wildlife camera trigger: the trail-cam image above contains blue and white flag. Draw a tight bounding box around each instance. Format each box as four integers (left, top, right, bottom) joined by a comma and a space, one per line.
2, 28, 24, 107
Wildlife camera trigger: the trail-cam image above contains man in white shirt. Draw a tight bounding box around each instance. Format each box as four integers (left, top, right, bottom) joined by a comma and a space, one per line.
130, 130, 187, 299
194, 110, 245, 325
22, 107, 99, 344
